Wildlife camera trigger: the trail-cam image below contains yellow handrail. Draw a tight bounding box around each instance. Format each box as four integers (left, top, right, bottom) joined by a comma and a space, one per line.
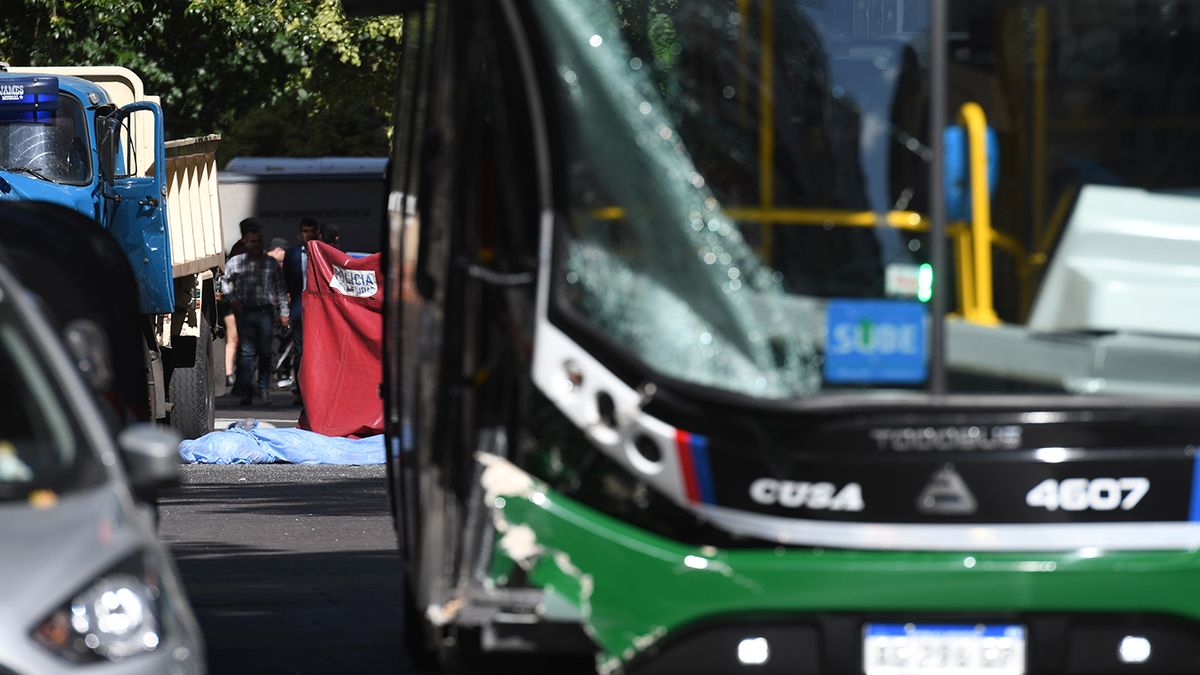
587, 205, 1029, 319
957, 102, 1001, 325
590, 206, 924, 230
590, 98, 1024, 325
724, 208, 925, 230
954, 222, 977, 319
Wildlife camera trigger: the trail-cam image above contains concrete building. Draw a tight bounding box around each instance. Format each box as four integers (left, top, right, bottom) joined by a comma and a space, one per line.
219, 157, 388, 254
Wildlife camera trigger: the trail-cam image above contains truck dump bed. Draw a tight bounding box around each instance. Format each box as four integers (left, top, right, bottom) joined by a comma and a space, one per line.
165, 135, 225, 276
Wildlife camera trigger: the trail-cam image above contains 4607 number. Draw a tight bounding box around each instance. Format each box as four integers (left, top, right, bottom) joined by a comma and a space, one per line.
1025, 477, 1149, 512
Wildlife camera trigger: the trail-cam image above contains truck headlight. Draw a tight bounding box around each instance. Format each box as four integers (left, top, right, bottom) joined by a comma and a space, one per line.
33, 554, 163, 662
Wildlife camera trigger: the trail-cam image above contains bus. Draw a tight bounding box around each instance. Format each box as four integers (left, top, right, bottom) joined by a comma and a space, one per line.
383, 1, 1200, 672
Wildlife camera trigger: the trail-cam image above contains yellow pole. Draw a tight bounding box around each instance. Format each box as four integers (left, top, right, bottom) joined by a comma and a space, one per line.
954, 225, 976, 318
758, 0, 775, 263
958, 102, 1000, 325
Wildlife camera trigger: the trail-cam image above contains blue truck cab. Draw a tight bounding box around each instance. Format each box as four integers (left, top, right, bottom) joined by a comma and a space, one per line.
0, 65, 224, 439
0, 71, 174, 313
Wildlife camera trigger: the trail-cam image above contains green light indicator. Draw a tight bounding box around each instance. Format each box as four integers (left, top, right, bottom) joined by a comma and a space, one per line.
917, 263, 933, 303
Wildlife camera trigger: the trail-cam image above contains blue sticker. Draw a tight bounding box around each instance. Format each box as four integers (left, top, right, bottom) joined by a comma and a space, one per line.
824, 299, 927, 384
1190, 456, 1200, 522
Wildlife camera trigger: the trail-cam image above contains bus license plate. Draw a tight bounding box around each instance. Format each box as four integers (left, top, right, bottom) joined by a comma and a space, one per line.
863, 623, 1026, 674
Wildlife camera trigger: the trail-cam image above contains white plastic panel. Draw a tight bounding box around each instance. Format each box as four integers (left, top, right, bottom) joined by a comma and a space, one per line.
1029, 184, 1200, 337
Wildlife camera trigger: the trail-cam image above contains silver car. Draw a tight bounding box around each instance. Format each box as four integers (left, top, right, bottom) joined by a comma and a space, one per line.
0, 260, 205, 674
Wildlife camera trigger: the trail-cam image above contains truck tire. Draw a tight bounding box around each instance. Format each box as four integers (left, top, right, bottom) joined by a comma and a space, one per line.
169, 315, 215, 439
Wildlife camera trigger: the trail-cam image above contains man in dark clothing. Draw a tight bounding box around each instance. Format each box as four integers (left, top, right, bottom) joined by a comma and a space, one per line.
319, 221, 341, 248
267, 237, 290, 264
221, 229, 290, 405
221, 217, 265, 389
227, 217, 260, 259
283, 218, 319, 331
283, 218, 319, 401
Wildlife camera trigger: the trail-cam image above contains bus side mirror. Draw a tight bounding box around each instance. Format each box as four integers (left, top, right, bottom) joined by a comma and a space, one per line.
943, 124, 999, 222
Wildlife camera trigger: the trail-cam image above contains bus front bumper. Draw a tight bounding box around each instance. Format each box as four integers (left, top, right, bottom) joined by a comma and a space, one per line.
479, 453, 1200, 673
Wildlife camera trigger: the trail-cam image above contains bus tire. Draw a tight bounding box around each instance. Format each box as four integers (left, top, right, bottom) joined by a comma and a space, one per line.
168, 315, 215, 439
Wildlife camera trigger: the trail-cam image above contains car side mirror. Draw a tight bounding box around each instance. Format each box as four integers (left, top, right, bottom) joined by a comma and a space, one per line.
117, 423, 181, 489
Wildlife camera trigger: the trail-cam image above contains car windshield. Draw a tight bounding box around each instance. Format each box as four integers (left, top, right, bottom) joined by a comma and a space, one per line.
534, 0, 1200, 401
0, 289, 103, 500
0, 92, 91, 186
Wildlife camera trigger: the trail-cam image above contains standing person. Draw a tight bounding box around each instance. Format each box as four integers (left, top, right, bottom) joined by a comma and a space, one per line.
319, 221, 341, 248
283, 218, 319, 402
266, 237, 290, 264
227, 217, 259, 259
220, 229, 290, 405
219, 217, 264, 390
265, 237, 292, 390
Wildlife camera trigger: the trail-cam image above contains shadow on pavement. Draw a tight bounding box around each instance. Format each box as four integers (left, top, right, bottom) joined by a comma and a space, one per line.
170, 543, 420, 674
161, 468, 598, 674
163, 477, 392, 520
160, 468, 430, 674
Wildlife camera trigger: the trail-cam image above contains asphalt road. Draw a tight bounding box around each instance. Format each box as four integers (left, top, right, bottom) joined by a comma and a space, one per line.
214, 390, 304, 431
158, 395, 429, 674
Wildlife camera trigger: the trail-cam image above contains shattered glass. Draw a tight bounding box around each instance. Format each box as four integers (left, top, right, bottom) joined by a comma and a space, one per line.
535, 0, 1200, 400
534, 0, 835, 398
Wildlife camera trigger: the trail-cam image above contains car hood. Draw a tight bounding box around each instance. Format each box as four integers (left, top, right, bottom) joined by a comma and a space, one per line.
0, 484, 148, 627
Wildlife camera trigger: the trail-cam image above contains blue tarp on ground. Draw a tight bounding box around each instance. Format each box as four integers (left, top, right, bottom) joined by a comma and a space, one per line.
179, 420, 385, 465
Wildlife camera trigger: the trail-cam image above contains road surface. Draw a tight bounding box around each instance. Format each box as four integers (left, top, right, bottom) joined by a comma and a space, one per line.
159, 394, 428, 674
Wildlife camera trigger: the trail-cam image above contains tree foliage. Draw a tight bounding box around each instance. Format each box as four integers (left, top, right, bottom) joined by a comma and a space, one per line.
0, 0, 403, 164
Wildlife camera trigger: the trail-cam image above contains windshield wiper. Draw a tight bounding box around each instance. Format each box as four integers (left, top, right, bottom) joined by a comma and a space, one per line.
2, 166, 52, 182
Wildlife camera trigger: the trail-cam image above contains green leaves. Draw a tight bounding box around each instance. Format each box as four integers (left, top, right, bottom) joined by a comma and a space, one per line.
0, 0, 403, 162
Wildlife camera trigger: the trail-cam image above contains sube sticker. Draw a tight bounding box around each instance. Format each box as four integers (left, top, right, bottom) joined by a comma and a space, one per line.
824, 299, 927, 384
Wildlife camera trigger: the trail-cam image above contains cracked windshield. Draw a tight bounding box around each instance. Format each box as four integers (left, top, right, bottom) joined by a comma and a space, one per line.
544, 0, 1200, 400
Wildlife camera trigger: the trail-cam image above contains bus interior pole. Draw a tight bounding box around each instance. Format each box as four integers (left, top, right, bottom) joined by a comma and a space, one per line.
928, 0, 947, 395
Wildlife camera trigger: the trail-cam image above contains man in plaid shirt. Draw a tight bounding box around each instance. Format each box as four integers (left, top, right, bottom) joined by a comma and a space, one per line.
220, 228, 290, 405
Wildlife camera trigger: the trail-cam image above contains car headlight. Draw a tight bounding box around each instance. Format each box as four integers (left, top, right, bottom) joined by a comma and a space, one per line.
33, 554, 163, 663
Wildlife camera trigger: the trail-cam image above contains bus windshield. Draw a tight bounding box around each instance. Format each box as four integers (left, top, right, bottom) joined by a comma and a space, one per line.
534, 0, 1200, 402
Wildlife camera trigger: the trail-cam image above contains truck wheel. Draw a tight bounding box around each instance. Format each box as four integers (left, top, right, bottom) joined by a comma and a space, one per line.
169, 315, 215, 439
